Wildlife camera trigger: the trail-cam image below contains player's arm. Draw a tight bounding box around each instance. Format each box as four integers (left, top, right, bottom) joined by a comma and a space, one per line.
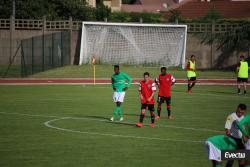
138, 83, 145, 101
123, 73, 132, 90
154, 77, 160, 87
225, 115, 232, 136
171, 76, 176, 86
147, 82, 156, 102
236, 62, 240, 73
186, 61, 193, 71
111, 77, 116, 91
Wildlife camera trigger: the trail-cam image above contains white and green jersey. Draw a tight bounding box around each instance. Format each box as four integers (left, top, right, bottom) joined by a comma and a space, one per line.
111, 72, 132, 92
225, 112, 244, 139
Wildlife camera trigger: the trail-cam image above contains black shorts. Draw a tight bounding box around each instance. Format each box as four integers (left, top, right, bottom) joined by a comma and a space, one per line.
157, 96, 171, 105
141, 104, 155, 111
230, 136, 245, 149
237, 77, 248, 83
188, 77, 196, 81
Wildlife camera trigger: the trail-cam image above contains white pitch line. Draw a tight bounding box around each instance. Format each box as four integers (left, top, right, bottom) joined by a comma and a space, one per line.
0, 111, 221, 133
44, 117, 203, 143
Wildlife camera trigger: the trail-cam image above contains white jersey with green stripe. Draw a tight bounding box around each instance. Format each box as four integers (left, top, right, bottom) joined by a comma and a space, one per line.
225, 112, 244, 139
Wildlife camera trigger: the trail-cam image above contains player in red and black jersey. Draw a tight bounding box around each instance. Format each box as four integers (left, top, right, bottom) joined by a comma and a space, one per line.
136, 72, 156, 128
155, 67, 176, 120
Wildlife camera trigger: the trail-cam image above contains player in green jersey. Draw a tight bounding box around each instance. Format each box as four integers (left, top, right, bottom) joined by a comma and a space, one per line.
235, 104, 250, 166
110, 65, 132, 121
205, 135, 238, 167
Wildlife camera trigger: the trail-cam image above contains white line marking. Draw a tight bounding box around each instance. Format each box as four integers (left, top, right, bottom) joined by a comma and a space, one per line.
0, 111, 221, 133
44, 117, 203, 143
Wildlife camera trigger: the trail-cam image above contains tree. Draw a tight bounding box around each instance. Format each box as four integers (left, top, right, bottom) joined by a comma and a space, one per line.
216, 25, 250, 56
95, 2, 111, 21
168, 10, 182, 23
0, 0, 96, 20
200, 7, 221, 23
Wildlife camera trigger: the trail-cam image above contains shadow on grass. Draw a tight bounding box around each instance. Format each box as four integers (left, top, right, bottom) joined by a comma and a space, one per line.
84, 115, 137, 127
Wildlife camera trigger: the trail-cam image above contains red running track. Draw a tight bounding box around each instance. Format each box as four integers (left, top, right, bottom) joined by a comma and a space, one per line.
0, 78, 247, 85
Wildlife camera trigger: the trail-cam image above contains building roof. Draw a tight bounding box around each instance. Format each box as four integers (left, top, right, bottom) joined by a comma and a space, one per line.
121, 0, 179, 13
164, 0, 250, 19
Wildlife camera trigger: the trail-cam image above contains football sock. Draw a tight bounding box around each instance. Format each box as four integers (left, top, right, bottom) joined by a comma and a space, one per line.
188, 84, 191, 91
113, 107, 120, 119
244, 90, 247, 94
167, 109, 171, 117
213, 164, 222, 167
225, 160, 234, 167
118, 107, 123, 118
150, 111, 155, 123
157, 105, 161, 117
191, 82, 195, 88
238, 88, 241, 93
167, 105, 171, 117
139, 111, 145, 123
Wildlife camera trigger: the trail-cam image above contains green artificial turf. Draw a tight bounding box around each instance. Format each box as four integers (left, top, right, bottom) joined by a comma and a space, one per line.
0, 85, 249, 167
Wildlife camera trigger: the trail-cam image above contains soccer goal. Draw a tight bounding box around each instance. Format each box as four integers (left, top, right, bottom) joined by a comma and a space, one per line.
79, 22, 187, 68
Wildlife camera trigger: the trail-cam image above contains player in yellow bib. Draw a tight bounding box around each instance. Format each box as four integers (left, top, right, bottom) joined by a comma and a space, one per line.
186, 55, 197, 93
237, 55, 249, 95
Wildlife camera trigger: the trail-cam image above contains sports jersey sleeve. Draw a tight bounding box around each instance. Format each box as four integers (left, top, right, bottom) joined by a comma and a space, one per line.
152, 82, 156, 91
155, 77, 159, 85
225, 115, 233, 130
123, 73, 132, 88
111, 76, 115, 88
186, 62, 192, 70
171, 76, 176, 83
237, 115, 250, 137
138, 83, 142, 92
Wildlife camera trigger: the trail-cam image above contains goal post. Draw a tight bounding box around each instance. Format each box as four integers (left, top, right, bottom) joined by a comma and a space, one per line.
79, 22, 187, 69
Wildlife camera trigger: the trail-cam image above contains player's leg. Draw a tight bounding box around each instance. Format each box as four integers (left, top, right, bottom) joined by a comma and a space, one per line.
166, 97, 173, 120
149, 104, 155, 128
111, 92, 119, 121
243, 80, 247, 95
115, 92, 126, 121
237, 78, 241, 94
187, 78, 193, 93
190, 77, 196, 89
136, 104, 146, 127
212, 160, 222, 167
187, 79, 191, 92
116, 101, 123, 119
225, 160, 234, 167
156, 96, 163, 119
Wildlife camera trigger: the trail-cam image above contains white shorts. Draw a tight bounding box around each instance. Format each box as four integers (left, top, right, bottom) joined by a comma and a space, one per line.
245, 139, 250, 150
113, 92, 126, 102
205, 141, 221, 161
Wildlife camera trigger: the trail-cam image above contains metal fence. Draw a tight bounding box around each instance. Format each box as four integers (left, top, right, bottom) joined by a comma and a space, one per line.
0, 17, 244, 33
20, 31, 70, 77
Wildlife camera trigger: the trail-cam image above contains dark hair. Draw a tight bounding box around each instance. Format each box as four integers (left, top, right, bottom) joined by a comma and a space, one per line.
240, 55, 245, 59
144, 72, 150, 76
161, 66, 167, 71
238, 103, 247, 110
191, 55, 195, 58
114, 65, 119, 69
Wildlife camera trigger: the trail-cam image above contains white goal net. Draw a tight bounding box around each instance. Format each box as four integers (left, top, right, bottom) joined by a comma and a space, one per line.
79, 22, 187, 68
